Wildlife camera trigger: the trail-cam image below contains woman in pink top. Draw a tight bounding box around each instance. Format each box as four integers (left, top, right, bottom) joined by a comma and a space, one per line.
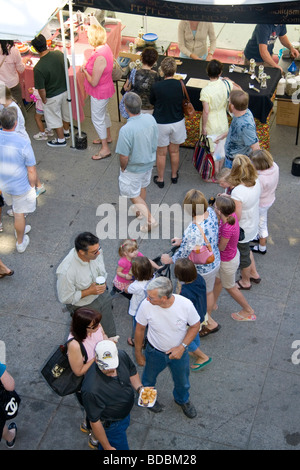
0, 40, 26, 116
250, 149, 279, 255
82, 24, 115, 160
213, 195, 255, 321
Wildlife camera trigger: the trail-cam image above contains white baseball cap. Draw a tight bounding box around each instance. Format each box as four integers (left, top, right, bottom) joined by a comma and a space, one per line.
95, 340, 119, 370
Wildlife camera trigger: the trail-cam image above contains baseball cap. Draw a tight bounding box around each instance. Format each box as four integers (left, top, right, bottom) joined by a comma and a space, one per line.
95, 340, 119, 370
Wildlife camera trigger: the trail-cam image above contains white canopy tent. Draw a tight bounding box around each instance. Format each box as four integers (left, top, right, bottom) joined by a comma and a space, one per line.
0, 0, 84, 148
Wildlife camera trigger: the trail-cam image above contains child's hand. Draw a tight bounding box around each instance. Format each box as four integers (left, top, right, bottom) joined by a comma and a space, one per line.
28, 87, 33, 94
125, 274, 133, 280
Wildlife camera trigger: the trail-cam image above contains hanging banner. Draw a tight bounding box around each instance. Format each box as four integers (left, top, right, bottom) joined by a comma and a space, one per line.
74, 0, 300, 24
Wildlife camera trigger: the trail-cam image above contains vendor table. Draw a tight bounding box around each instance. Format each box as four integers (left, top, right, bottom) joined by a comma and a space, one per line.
157, 56, 281, 148
19, 22, 122, 123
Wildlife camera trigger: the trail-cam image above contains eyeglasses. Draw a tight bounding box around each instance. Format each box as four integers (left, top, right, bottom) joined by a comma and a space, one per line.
87, 322, 100, 330
88, 247, 101, 256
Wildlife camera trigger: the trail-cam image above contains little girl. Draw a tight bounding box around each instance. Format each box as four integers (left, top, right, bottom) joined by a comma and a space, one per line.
216, 167, 234, 195
28, 87, 53, 141
125, 256, 154, 347
250, 149, 279, 255
213, 195, 255, 322
174, 258, 212, 371
112, 239, 142, 297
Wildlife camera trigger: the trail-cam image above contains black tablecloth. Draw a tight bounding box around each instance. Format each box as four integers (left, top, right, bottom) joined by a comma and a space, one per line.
157, 57, 281, 124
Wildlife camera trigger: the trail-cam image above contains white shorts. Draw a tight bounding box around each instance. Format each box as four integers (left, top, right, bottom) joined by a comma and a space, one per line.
201, 264, 220, 293
157, 119, 187, 147
43, 91, 70, 129
119, 168, 152, 198
216, 250, 240, 289
2, 187, 36, 214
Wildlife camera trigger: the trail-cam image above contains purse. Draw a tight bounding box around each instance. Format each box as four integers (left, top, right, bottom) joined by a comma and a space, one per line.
188, 222, 215, 265
181, 80, 196, 118
193, 135, 215, 181
40, 339, 88, 397
112, 59, 123, 81
0, 382, 21, 420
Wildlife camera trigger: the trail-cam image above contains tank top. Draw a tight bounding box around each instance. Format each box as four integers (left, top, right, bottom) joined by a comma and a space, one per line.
84, 43, 115, 100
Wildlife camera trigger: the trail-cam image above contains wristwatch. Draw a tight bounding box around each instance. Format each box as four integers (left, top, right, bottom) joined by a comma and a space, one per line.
181, 342, 188, 350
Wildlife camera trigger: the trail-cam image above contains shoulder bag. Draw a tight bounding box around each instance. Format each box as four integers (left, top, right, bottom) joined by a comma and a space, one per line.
181, 80, 196, 118
40, 338, 88, 397
188, 222, 215, 265
0, 382, 21, 420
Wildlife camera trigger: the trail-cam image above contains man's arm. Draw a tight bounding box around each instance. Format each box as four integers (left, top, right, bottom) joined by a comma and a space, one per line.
129, 372, 143, 392
119, 154, 129, 172
250, 141, 260, 152
38, 88, 47, 104
279, 34, 300, 59
258, 44, 283, 71
134, 323, 147, 366
27, 165, 37, 188
166, 322, 200, 360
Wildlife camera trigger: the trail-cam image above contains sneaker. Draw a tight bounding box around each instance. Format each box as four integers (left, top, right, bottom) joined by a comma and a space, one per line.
15, 224, 31, 238
64, 132, 70, 140
45, 128, 54, 137
47, 139, 67, 147
0, 222, 3, 232
251, 245, 267, 255
36, 184, 46, 197
80, 421, 89, 434
88, 433, 99, 450
33, 132, 48, 141
6, 422, 17, 448
16, 234, 30, 253
174, 400, 197, 419
148, 400, 165, 413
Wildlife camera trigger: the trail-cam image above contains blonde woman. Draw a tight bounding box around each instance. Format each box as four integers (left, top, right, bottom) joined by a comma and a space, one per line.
82, 24, 115, 160
228, 154, 261, 290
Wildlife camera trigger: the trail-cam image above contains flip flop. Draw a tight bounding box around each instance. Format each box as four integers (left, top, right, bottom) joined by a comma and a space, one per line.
140, 220, 159, 233
91, 153, 111, 161
190, 357, 212, 371
127, 337, 135, 347
231, 312, 256, 322
250, 277, 261, 284
0, 270, 14, 279
236, 280, 251, 290
93, 138, 112, 145
199, 324, 221, 337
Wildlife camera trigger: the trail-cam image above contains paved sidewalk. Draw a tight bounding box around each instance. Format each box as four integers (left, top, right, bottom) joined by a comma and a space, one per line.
1, 52, 300, 452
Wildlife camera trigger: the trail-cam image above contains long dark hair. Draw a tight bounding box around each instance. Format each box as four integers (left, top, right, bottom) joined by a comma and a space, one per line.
70, 307, 102, 342
0, 40, 14, 55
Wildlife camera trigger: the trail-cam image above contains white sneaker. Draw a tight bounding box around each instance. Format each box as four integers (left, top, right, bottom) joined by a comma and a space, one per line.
33, 132, 48, 141
45, 128, 54, 137
7, 209, 14, 217
15, 225, 31, 238
16, 234, 30, 253
0, 222, 3, 232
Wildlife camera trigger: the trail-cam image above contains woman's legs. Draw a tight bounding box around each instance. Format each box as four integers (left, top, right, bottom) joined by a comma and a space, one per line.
91, 97, 111, 157
156, 146, 168, 182
169, 142, 180, 179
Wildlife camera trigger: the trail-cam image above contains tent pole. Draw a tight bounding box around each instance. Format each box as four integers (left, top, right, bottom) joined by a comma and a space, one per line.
68, 0, 81, 137
59, 7, 75, 148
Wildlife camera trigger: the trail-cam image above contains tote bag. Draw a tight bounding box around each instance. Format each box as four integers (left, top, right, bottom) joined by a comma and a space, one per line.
40, 339, 87, 397
193, 135, 215, 180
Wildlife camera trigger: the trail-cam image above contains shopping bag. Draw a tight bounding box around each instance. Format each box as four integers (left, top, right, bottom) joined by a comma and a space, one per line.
0, 383, 21, 420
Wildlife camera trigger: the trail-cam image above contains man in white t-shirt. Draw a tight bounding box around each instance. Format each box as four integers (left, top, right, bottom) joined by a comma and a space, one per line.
135, 277, 200, 419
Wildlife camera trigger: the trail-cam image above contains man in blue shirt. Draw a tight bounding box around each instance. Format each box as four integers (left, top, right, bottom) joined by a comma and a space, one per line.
0, 107, 37, 252
217, 90, 260, 169
116, 92, 158, 233
244, 24, 299, 73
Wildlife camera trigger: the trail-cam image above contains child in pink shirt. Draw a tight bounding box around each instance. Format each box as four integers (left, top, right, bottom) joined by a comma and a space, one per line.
213, 195, 255, 322
112, 239, 144, 298
28, 87, 53, 141
250, 149, 279, 255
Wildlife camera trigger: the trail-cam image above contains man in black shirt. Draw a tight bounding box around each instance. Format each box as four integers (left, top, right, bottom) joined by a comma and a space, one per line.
81, 340, 143, 450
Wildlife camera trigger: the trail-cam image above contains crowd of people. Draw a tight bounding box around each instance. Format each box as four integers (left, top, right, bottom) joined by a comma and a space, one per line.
0, 21, 283, 451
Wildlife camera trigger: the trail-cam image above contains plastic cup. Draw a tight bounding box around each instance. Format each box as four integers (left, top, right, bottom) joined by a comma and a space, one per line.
96, 276, 106, 286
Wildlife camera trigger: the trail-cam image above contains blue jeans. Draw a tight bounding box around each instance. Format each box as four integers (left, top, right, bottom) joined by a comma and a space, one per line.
188, 333, 200, 353
98, 415, 130, 450
142, 343, 190, 404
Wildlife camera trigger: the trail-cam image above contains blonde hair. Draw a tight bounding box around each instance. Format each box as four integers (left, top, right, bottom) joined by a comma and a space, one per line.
118, 239, 138, 257
216, 167, 231, 182
87, 24, 107, 48
250, 149, 274, 171
228, 154, 257, 188
183, 189, 208, 217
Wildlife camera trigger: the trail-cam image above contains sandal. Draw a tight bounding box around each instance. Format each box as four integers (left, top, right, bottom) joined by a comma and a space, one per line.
127, 337, 135, 347
0, 270, 14, 279
231, 312, 256, 322
91, 152, 111, 161
93, 138, 112, 144
199, 324, 221, 337
140, 220, 158, 233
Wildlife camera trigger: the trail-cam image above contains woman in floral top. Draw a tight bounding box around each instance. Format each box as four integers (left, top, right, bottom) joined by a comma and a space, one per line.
161, 189, 220, 336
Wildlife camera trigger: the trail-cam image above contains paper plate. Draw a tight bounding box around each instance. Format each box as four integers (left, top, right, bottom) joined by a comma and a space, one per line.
138, 387, 157, 407
142, 33, 158, 42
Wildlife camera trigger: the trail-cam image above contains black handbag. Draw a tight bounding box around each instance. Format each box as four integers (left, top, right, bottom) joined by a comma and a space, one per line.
0, 382, 21, 420
40, 339, 88, 397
